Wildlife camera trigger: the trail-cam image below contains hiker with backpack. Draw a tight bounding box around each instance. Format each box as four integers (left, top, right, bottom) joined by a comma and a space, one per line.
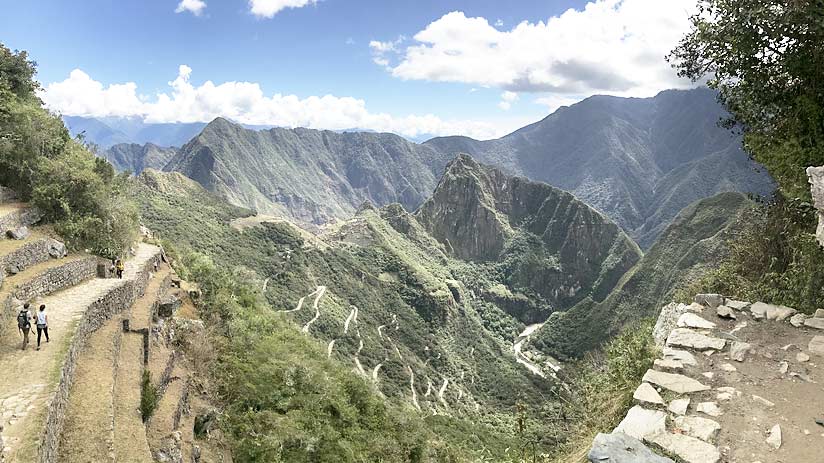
116, 258, 125, 279
17, 302, 33, 350
35, 304, 49, 350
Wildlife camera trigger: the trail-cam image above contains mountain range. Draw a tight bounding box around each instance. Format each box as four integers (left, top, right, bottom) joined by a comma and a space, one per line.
69, 87, 774, 248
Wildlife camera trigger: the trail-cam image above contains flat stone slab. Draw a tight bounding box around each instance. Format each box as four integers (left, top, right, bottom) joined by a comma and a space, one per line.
663, 348, 697, 366
729, 341, 751, 362
633, 383, 664, 405
654, 358, 684, 370
804, 317, 824, 330
647, 431, 720, 463
643, 370, 710, 394
815, 309, 824, 318
696, 402, 722, 417
668, 398, 690, 415
725, 300, 750, 310
653, 303, 692, 347
749, 302, 777, 320
666, 329, 726, 351
715, 306, 736, 319
674, 415, 721, 442
614, 406, 667, 440
678, 313, 716, 329
809, 336, 824, 355
588, 432, 675, 463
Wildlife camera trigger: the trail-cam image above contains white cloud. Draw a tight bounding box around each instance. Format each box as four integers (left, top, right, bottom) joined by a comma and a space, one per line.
498, 91, 519, 110
371, 0, 697, 97
41, 66, 515, 140
494, 19, 504, 27
249, 0, 317, 18
175, 0, 206, 16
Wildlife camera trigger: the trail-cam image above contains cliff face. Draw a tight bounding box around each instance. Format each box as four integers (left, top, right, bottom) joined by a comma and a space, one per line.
163, 118, 451, 224
99, 143, 178, 174
416, 154, 642, 311
808, 166, 824, 247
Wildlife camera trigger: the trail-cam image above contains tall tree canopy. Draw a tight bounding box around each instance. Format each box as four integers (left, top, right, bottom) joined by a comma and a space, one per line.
669, 0, 824, 199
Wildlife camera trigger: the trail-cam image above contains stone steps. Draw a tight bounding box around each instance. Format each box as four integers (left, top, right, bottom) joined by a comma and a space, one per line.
0, 243, 161, 463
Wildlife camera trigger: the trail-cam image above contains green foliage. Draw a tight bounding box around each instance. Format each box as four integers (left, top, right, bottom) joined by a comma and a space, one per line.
0, 44, 137, 257
669, 0, 824, 198
140, 370, 159, 423
679, 194, 824, 312
545, 320, 657, 463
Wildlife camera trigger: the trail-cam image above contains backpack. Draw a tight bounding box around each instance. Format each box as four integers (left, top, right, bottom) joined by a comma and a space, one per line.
17, 310, 30, 330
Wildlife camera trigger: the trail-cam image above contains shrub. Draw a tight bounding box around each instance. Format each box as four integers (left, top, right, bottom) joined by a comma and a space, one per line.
140, 370, 159, 423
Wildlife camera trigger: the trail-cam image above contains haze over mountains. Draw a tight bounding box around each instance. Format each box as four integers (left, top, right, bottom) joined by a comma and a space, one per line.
67, 87, 774, 247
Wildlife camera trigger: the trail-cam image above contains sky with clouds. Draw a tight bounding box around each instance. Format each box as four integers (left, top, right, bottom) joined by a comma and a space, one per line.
1, 0, 699, 140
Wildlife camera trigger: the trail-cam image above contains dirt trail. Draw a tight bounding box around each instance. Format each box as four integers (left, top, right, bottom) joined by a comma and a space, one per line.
437, 378, 449, 407
514, 323, 551, 377
344, 305, 358, 334
407, 365, 421, 411
0, 244, 158, 462
300, 286, 326, 334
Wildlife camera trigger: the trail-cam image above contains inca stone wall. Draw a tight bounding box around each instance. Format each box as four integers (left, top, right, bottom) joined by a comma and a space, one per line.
808, 166, 824, 247
37, 248, 161, 463
0, 257, 99, 334
0, 238, 64, 277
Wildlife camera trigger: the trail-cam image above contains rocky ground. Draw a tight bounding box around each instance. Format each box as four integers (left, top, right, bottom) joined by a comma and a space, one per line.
588, 295, 824, 463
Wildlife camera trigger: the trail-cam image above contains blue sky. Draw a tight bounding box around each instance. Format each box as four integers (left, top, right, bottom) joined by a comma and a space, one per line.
1, 0, 697, 139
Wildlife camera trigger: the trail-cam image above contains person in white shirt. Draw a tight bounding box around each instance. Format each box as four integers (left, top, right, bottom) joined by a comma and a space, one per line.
35, 304, 49, 350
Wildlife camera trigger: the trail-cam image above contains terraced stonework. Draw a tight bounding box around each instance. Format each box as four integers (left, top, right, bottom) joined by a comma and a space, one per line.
588, 297, 824, 463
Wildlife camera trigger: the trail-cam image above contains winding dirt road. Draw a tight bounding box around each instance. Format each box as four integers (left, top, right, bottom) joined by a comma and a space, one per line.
300, 286, 327, 333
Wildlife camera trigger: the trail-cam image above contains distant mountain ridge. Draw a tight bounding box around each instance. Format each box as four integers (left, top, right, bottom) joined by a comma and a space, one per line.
163, 117, 452, 224
424, 88, 774, 247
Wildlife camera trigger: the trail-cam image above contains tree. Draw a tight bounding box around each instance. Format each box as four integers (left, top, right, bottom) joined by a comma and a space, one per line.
668, 0, 824, 199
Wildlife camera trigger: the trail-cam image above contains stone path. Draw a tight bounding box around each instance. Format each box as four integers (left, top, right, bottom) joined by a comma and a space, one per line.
0, 244, 158, 462
589, 295, 824, 463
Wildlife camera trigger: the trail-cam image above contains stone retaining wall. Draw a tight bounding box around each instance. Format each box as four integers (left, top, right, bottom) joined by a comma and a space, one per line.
0, 257, 99, 336
36, 249, 161, 463
0, 186, 18, 203
1, 238, 60, 276
808, 166, 824, 247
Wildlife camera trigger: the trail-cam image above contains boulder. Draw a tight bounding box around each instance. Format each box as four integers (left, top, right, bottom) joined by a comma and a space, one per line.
749, 302, 772, 320
614, 406, 667, 440
766, 424, 782, 450
642, 369, 710, 394
653, 303, 692, 347
46, 239, 66, 258
807, 165, 824, 247
715, 306, 736, 319
5, 226, 29, 240
588, 432, 675, 463
766, 305, 796, 321
666, 329, 726, 351
809, 336, 824, 355
804, 317, 824, 330
790, 313, 808, 327
646, 431, 720, 463
677, 313, 716, 330
674, 415, 721, 442
633, 383, 664, 406
157, 293, 182, 318
694, 294, 724, 309
815, 309, 824, 318
729, 342, 751, 362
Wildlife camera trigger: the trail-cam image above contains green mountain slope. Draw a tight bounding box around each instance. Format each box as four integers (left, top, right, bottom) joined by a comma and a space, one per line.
162, 117, 451, 224
99, 142, 178, 174
531, 191, 753, 359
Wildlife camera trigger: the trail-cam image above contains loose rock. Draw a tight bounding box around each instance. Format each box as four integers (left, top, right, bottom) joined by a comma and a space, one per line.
662, 348, 697, 366
797, 352, 810, 362
752, 395, 775, 408
749, 302, 771, 320
653, 303, 692, 347
790, 313, 808, 327
725, 300, 751, 310
6, 227, 29, 240
765, 424, 782, 450
804, 317, 824, 330
719, 363, 737, 372
778, 361, 789, 374
716, 306, 736, 319
697, 402, 722, 417
729, 342, 751, 362
587, 432, 675, 463
654, 358, 684, 371
766, 304, 797, 321
646, 431, 721, 463
668, 398, 690, 415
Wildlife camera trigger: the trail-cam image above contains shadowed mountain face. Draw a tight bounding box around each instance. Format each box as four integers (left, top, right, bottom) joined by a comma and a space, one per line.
99, 143, 178, 174
424, 88, 774, 248
163, 117, 452, 224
